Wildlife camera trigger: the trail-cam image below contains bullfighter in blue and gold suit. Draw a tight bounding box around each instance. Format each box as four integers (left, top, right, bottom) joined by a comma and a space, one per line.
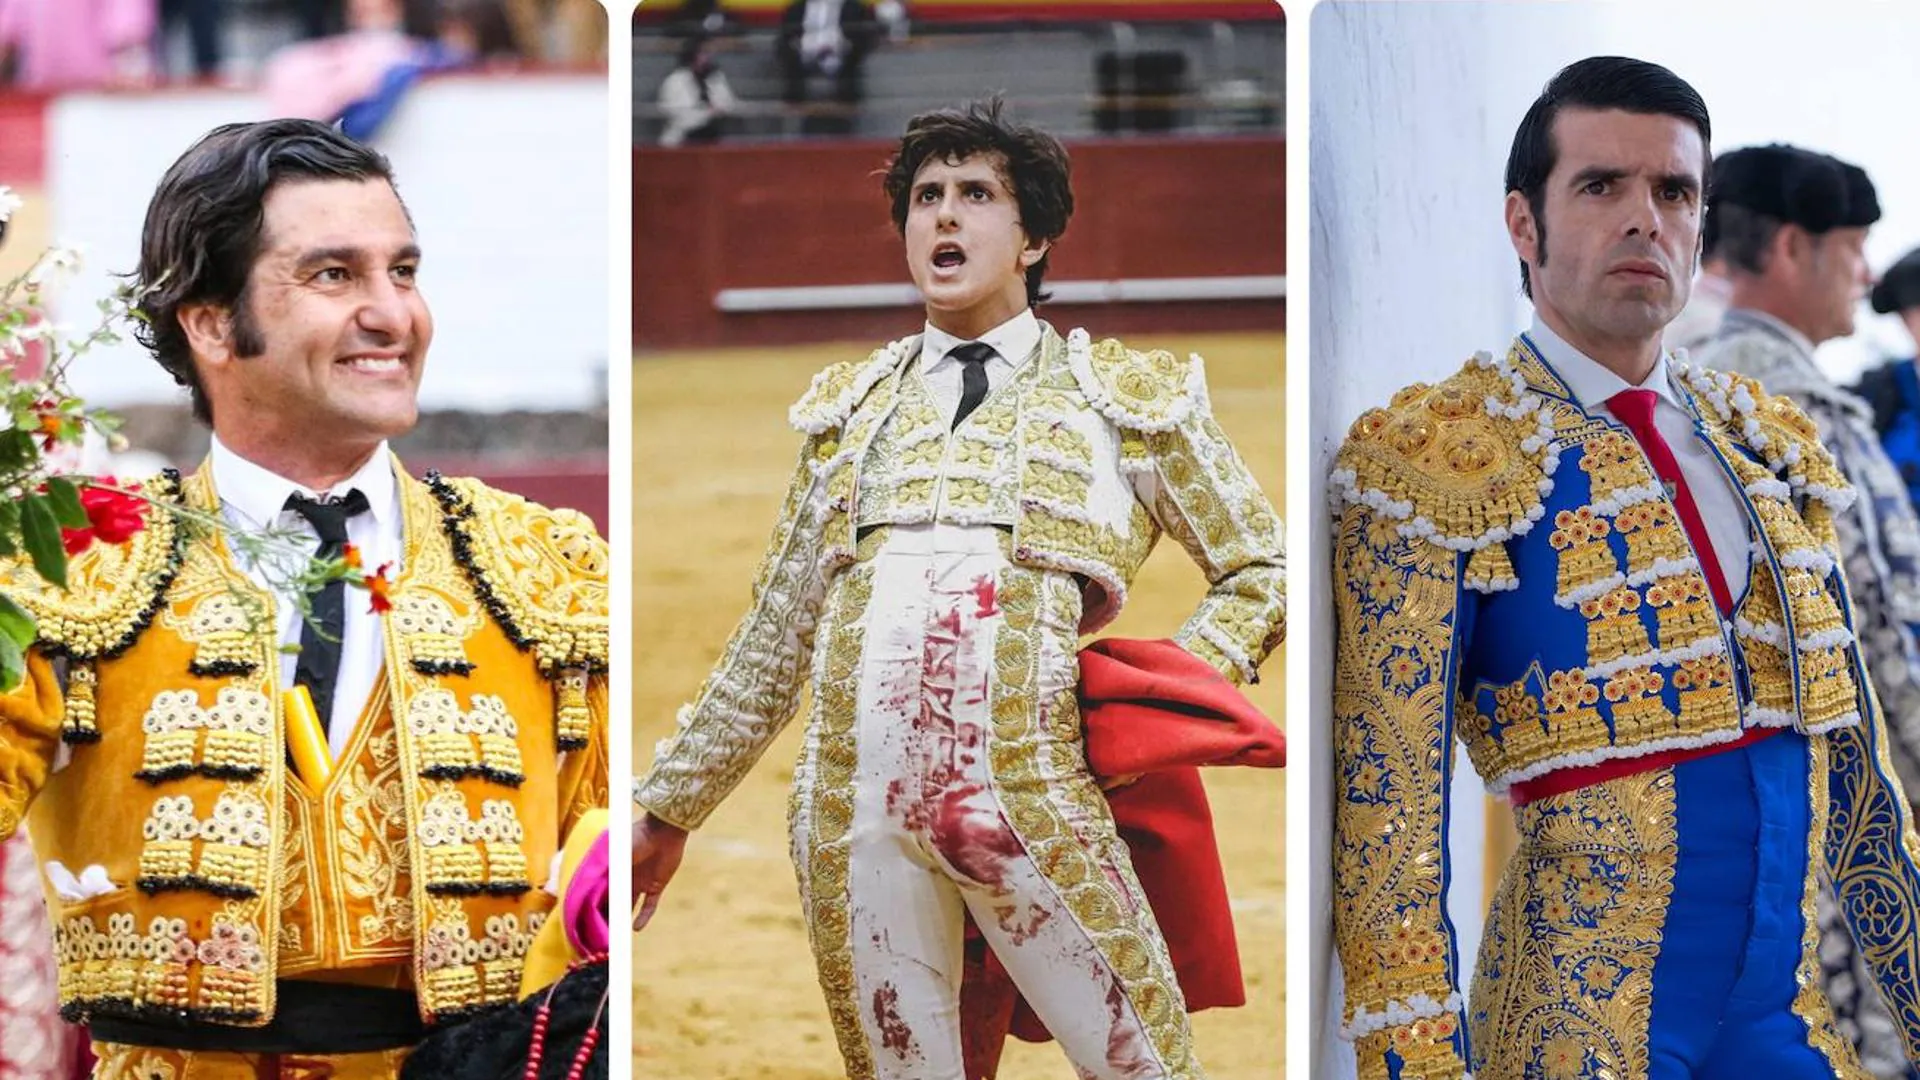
1330, 58, 1920, 1080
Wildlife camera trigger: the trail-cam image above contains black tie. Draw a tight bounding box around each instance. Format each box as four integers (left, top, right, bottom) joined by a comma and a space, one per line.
285, 489, 370, 733
950, 341, 995, 429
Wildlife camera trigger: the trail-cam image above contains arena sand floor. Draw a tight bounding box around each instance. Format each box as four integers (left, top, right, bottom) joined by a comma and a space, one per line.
635, 330, 1286, 1078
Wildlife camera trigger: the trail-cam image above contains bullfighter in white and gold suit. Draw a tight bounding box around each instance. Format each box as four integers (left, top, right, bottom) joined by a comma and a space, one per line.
633, 101, 1285, 1080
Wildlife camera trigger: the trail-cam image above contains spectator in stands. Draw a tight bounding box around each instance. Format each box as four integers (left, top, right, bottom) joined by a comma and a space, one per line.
264, 0, 518, 142
669, 0, 735, 40
776, 0, 878, 135
157, 0, 221, 80
0, 0, 155, 90
657, 35, 736, 147
504, 0, 604, 65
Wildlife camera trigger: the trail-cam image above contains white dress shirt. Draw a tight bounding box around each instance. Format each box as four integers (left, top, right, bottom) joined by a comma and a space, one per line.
210, 437, 403, 758
1528, 318, 1753, 593
920, 308, 1042, 421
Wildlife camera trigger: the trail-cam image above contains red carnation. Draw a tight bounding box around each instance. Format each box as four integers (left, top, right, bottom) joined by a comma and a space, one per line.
60, 479, 147, 554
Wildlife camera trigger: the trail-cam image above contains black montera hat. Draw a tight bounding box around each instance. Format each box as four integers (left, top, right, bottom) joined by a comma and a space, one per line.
1872, 247, 1920, 315
1709, 144, 1881, 234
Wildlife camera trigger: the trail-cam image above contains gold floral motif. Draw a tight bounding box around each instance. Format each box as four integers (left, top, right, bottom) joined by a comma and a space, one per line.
798, 564, 873, 1079
992, 563, 1198, 1076
1792, 737, 1873, 1075
1333, 501, 1468, 1078
1824, 706, 1920, 1060
1581, 587, 1652, 670
1467, 768, 1675, 1080
334, 727, 413, 953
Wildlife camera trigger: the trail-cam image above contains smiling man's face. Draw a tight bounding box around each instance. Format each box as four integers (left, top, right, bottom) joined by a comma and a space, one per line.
200, 178, 431, 456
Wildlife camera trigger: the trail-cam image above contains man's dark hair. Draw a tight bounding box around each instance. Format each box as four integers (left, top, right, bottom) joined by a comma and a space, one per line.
1702, 201, 1779, 275
131, 119, 400, 425
1504, 56, 1712, 298
882, 98, 1073, 306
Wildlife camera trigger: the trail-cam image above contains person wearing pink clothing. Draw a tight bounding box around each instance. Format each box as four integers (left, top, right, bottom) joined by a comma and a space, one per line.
0, 0, 154, 91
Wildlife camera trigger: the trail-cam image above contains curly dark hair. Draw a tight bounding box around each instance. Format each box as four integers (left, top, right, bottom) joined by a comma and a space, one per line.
131, 119, 400, 425
881, 98, 1073, 307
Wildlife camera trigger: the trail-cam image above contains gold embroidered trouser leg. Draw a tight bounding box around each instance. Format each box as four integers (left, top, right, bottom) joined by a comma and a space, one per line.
90, 1042, 410, 1079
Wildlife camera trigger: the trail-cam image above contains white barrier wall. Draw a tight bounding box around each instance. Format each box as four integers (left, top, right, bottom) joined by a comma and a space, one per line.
46, 73, 608, 411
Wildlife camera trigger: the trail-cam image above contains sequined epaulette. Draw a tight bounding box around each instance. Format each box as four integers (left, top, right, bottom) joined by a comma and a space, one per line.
427, 475, 608, 675
2, 470, 186, 660
1331, 350, 1562, 554
1066, 327, 1203, 433
1676, 364, 1855, 514
788, 336, 915, 435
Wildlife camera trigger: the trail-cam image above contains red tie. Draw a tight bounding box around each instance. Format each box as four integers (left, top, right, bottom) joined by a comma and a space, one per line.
1607, 389, 1735, 616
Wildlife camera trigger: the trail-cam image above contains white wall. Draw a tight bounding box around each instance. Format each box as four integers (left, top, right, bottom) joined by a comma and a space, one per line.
44, 73, 608, 411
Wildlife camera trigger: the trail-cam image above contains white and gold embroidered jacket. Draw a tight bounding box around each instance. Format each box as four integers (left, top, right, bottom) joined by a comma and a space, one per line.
635, 323, 1286, 829
1330, 339, 1920, 1079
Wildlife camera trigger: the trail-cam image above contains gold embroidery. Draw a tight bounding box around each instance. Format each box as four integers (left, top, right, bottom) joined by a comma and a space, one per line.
54, 908, 267, 1024
1793, 736, 1871, 1075
135, 686, 273, 783
417, 898, 545, 1021
992, 564, 1198, 1075
430, 476, 608, 676
1, 472, 183, 660
800, 563, 873, 1079
1468, 767, 1675, 1079
334, 727, 413, 952
388, 593, 474, 675
405, 688, 525, 786
175, 594, 262, 676
137, 790, 272, 897
417, 792, 529, 895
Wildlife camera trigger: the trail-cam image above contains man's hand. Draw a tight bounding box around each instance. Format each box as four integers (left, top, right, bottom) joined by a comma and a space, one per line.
632, 810, 689, 931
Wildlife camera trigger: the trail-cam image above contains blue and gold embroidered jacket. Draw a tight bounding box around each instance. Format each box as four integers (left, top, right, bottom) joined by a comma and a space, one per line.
1330, 338, 1920, 1079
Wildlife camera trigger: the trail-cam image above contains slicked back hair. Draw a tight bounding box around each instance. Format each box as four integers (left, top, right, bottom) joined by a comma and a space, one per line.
131, 119, 400, 425
1505, 56, 1712, 298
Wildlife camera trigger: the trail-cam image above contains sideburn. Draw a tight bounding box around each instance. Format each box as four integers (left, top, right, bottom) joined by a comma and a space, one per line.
229, 287, 268, 358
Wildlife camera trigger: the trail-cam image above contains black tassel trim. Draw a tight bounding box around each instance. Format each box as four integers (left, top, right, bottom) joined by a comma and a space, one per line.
136, 876, 259, 900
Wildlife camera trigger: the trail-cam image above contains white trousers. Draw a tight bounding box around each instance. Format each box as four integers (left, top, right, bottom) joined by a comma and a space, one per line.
790, 526, 1202, 1080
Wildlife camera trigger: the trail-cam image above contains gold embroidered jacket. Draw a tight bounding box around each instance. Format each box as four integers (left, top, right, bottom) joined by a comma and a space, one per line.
0, 459, 609, 1030
636, 323, 1287, 829
1330, 340, 1920, 1078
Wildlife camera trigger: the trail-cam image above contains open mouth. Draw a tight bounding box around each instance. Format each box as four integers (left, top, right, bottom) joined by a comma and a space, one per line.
932, 243, 966, 270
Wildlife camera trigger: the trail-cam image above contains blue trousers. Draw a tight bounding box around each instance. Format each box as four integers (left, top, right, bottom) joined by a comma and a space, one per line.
1469, 733, 1868, 1079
